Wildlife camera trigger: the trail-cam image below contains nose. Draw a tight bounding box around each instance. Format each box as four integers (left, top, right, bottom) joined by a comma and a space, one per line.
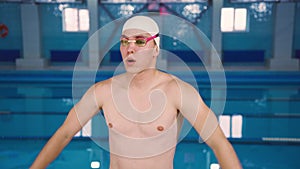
127, 42, 136, 54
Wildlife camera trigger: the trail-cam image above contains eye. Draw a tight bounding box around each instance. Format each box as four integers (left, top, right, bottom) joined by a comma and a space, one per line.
120, 39, 129, 46
135, 39, 146, 46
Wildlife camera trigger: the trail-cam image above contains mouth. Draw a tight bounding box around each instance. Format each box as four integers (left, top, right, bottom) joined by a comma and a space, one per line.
127, 59, 136, 62
125, 58, 136, 65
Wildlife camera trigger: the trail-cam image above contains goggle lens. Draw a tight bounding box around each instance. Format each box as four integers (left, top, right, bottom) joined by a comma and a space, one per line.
120, 39, 147, 47
120, 33, 159, 47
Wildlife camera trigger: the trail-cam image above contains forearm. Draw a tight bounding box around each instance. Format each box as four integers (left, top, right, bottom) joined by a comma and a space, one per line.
212, 140, 242, 169
30, 127, 73, 169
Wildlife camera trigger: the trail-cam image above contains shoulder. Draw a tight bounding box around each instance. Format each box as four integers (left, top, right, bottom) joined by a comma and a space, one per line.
93, 78, 113, 96
158, 71, 195, 93
95, 78, 112, 88
157, 71, 197, 101
159, 71, 200, 102
156, 71, 176, 89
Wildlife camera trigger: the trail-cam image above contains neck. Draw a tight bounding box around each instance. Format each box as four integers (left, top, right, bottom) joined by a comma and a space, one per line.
127, 68, 158, 89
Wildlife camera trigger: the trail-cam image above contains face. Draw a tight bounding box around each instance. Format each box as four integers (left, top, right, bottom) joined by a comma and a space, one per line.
120, 29, 159, 74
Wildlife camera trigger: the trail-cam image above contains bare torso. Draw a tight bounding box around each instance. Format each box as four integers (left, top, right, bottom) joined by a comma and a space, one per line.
98, 70, 181, 169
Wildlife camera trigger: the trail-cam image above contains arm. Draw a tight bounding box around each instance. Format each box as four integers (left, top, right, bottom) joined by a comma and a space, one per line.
193, 104, 242, 169
174, 79, 242, 169
205, 125, 242, 169
30, 83, 103, 169
30, 107, 82, 169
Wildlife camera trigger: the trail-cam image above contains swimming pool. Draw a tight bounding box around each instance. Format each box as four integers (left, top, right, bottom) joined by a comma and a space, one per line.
0, 70, 299, 169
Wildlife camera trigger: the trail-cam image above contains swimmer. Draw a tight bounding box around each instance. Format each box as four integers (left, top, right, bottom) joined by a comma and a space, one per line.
30, 16, 242, 169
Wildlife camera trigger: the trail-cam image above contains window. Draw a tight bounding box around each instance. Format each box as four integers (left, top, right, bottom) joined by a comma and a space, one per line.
75, 119, 92, 137
210, 163, 220, 169
90, 161, 101, 169
219, 115, 231, 137
231, 115, 243, 138
221, 7, 248, 32
219, 115, 243, 138
63, 8, 89, 32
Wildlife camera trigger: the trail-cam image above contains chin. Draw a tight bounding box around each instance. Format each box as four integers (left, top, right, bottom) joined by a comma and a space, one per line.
125, 67, 143, 74
127, 67, 156, 74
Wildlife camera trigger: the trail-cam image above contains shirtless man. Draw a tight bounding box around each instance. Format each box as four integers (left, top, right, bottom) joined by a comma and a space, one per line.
30, 16, 242, 169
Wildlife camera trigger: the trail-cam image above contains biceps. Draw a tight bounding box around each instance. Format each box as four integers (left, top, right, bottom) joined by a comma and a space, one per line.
61, 107, 83, 138
177, 80, 202, 125
194, 108, 219, 142
176, 81, 219, 142
74, 85, 101, 127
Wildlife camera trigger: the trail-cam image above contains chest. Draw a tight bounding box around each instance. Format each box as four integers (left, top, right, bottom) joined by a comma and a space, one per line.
102, 90, 178, 138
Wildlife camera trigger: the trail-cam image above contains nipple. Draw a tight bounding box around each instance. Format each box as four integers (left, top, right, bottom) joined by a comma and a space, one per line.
157, 125, 164, 131
108, 123, 113, 128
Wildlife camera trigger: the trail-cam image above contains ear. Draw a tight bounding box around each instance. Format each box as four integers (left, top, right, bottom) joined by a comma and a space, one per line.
153, 45, 159, 58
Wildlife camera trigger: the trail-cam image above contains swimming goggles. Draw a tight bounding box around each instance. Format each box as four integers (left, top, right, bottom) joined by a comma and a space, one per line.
120, 33, 159, 47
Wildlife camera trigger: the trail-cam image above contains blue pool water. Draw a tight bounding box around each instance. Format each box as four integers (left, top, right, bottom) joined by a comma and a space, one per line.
0, 70, 300, 169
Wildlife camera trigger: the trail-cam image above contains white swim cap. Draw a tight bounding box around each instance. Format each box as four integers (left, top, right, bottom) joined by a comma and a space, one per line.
122, 16, 160, 48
